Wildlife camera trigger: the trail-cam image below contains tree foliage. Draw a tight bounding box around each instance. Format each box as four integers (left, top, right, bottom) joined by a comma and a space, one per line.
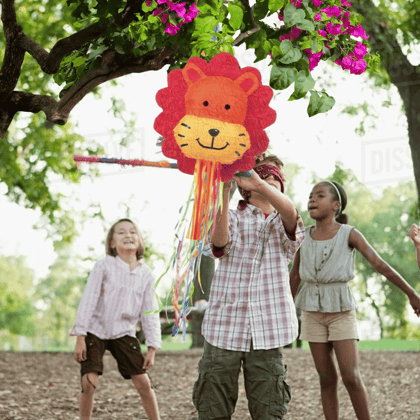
0, 256, 35, 336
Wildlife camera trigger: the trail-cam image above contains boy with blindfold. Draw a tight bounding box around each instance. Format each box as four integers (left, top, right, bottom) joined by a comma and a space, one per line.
192, 154, 305, 420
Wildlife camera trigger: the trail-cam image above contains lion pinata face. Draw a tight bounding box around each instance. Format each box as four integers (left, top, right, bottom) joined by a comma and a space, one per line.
154, 53, 276, 182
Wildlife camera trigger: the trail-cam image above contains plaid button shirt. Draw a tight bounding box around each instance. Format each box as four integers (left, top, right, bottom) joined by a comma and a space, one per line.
202, 203, 305, 351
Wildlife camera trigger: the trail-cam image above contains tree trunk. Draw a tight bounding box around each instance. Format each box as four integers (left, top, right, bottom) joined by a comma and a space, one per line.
191, 255, 214, 348
353, 0, 420, 203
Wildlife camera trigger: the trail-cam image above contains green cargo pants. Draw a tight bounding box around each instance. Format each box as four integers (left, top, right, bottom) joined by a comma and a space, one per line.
192, 340, 291, 420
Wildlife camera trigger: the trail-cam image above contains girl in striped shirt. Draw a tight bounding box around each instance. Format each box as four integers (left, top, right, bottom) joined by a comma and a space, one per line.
71, 218, 161, 420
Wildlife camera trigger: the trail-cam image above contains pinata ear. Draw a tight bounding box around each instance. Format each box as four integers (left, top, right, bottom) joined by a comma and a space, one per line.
234, 72, 260, 96
182, 63, 207, 87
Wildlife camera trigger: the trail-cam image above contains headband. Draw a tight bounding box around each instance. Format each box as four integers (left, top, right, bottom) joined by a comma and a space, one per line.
323, 180, 342, 214
238, 164, 285, 204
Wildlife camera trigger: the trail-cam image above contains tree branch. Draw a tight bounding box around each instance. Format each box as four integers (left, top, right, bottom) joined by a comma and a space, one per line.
14, 0, 143, 75
232, 0, 260, 46
0, 45, 178, 137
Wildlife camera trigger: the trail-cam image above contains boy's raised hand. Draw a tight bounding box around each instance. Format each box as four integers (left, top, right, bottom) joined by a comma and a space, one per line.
233, 170, 263, 192
408, 224, 420, 245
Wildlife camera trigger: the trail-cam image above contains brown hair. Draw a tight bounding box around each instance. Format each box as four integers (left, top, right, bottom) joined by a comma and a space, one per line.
254, 153, 286, 182
322, 181, 349, 224
105, 218, 145, 260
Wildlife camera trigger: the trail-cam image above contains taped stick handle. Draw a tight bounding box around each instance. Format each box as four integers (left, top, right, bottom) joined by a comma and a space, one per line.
235, 170, 253, 178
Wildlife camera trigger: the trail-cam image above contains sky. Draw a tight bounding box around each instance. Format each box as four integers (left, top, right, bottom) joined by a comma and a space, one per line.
0, 46, 417, 337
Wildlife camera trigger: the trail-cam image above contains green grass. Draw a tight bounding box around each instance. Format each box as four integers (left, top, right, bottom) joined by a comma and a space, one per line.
358, 339, 420, 351
285, 339, 419, 352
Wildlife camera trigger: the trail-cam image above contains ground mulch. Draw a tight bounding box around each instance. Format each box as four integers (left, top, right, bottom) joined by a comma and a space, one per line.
0, 348, 418, 419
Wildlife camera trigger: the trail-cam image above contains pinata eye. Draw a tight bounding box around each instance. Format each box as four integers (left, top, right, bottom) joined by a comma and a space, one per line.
225, 104, 231, 110
203, 101, 209, 106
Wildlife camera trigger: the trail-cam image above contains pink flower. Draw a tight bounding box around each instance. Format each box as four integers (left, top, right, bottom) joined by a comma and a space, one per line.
335, 58, 342, 66
183, 2, 199, 22
318, 29, 327, 37
278, 9, 284, 21
291, 26, 303, 39
146, 0, 152, 6
326, 22, 342, 35
305, 49, 324, 71
291, 0, 303, 8
321, 5, 342, 18
157, 0, 167, 4
341, 11, 351, 28
349, 23, 369, 39
314, 13, 322, 21
312, 0, 324, 7
340, 56, 352, 70
280, 33, 291, 41
165, 22, 182, 35
350, 58, 367, 74
353, 41, 367, 59
152, 7, 169, 24
341, 0, 352, 6
168, 1, 187, 18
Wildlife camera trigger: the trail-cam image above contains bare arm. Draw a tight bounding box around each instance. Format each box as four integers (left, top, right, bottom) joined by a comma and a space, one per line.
289, 249, 301, 298
210, 180, 232, 247
408, 224, 420, 269
350, 229, 420, 316
233, 171, 298, 234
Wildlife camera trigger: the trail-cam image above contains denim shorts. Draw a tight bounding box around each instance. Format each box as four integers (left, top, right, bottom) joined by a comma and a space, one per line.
192, 340, 291, 420
80, 332, 146, 379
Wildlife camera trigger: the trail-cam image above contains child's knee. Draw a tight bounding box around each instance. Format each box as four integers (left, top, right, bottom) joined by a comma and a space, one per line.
81, 373, 98, 394
317, 369, 338, 388
341, 370, 363, 391
132, 373, 153, 394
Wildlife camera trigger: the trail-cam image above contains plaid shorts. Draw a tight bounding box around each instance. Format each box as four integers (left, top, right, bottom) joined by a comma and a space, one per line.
193, 341, 291, 420
80, 332, 146, 380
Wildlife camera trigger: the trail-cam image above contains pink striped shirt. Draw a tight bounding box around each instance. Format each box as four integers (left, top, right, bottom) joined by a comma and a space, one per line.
70, 256, 162, 349
202, 203, 305, 351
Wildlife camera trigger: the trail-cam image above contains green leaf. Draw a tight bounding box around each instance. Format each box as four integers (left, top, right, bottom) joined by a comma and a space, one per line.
270, 64, 298, 90
72, 56, 86, 67
278, 40, 302, 64
253, 0, 269, 20
228, 3, 243, 31
268, 0, 285, 12
283, 4, 305, 27
296, 19, 315, 31
307, 90, 336, 116
271, 45, 281, 58
299, 38, 313, 50
289, 71, 315, 100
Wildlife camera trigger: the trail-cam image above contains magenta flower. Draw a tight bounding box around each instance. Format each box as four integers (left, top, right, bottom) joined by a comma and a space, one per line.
340, 56, 352, 70
153, 7, 169, 23
350, 59, 367, 74
157, 0, 167, 4
318, 29, 327, 37
312, 0, 324, 7
341, 0, 352, 6
326, 22, 342, 35
314, 13, 322, 21
321, 5, 342, 18
353, 41, 367, 59
278, 9, 284, 21
341, 11, 351, 28
146, 0, 152, 6
291, 26, 303, 39
305, 49, 324, 71
280, 33, 291, 41
335, 58, 342, 66
185, 3, 199, 21
165, 22, 181, 35
349, 23, 369, 39
168, 1, 186, 18
291, 0, 303, 8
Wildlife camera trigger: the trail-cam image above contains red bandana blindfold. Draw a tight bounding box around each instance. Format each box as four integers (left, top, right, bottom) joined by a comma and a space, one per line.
238, 164, 285, 202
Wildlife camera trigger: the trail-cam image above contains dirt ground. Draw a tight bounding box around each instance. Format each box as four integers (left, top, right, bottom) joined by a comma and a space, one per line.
0, 348, 418, 420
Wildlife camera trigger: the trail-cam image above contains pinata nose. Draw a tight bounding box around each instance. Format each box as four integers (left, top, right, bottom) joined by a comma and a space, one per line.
209, 129, 220, 137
